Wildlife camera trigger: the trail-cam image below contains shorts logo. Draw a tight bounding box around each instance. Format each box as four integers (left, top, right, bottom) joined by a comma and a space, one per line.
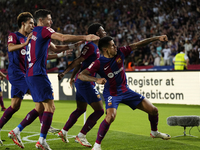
97, 94, 100, 99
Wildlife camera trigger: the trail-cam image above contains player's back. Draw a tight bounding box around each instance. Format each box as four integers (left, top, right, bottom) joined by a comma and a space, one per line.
26, 26, 55, 77
7, 32, 27, 77
75, 42, 100, 84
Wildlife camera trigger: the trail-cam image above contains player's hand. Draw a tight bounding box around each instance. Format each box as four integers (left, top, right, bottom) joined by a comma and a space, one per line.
85, 34, 100, 42
96, 78, 107, 85
74, 41, 85, 48
65, 49, 73, 56
25, 33, 33, 45
159, 35, 168, 41
58, 73, 65, 80
69, 78, 75, 88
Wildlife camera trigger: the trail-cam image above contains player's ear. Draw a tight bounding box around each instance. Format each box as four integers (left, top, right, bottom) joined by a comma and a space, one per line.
96, 31, 100, 37
102, 47, 107, 52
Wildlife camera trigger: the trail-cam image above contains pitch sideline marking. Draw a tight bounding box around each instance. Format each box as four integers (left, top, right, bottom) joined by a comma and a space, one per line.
1, 130, 76, 146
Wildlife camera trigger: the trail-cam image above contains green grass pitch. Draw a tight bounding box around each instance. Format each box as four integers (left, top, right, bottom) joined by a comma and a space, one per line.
0, 99, 200, 150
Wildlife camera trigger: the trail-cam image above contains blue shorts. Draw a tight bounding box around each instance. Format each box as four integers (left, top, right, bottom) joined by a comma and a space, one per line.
0, 86, 1, 92
104, 88, 144, 110
26, 75, 54, 102
75, 81, 101, 105
9, 75, 29, 99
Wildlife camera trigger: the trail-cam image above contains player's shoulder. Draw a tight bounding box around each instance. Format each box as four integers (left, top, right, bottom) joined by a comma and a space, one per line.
43, 26, 55, 33
8, 32, 17, 37
8, 32, 19, 43
85, 42, 96, 49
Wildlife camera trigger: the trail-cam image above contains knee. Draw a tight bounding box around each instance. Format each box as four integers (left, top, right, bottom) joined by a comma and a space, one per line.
151, 106, 158, 116
11, 98, 22, 111
52, 105, 56, 112
105, 113, 116, 124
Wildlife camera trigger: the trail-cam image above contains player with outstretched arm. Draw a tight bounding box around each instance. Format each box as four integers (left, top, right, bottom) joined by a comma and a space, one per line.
78, 36, 171, 150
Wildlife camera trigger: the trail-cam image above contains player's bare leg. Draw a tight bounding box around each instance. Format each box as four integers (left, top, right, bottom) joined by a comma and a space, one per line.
136, 98, 171, 140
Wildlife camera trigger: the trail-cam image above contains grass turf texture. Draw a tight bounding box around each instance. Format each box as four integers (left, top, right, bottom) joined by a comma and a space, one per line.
0, 99, 200, 150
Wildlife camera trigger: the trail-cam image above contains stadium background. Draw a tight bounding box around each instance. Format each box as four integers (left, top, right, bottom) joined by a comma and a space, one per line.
1, 0, 200, 72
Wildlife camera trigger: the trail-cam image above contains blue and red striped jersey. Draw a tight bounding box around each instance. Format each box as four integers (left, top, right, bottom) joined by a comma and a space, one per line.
87, 46, 132, 97
7, 32, 27, 78
75, 42, 100, 85
26, 26, 55, 77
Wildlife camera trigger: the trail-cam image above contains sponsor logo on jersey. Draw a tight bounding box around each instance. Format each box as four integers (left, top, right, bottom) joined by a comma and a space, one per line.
107, 67, 123, 78
28, 63, 33, 68
8, 35, 13, 42
108, 73, 114, 78
21, 49, 26, 55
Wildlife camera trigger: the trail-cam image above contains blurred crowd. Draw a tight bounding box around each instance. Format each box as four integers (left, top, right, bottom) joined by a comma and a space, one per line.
0, 0, 200, 71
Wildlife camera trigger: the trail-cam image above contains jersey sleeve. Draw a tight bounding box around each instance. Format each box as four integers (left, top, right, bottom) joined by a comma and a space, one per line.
119, 46, 132, 57
41, 27, 55, 39
86, 59, 100, 74
80, 43, 95, 59
7, 33, 17, 45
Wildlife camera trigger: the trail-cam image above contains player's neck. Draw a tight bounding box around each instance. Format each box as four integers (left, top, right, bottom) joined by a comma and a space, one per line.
104, 52, 114, 58
93, 40, 99, 45
18, 28, 27, 37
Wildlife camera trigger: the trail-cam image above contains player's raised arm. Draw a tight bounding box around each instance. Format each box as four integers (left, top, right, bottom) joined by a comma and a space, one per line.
51, 32, 99, 43
78, 69, 107, 85
129, 35, 168, 51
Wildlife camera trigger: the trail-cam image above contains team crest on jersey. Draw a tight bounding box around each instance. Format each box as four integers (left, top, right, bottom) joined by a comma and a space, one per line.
21, 49, 26, 55
8, 35, 13, 42
88, 62, 95, 69
46, 27, 55, 33
116, 58, 122, 63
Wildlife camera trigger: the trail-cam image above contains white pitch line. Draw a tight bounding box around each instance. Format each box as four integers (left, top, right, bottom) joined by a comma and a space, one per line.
1, 130, 76, 147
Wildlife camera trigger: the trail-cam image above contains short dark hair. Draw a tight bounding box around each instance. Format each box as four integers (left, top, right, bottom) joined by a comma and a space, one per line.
98, 36, 113, 52
178, 46, 185, 53
17, 12, 33, 28
88, 23, 102, 35
34, 9, 52, 23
